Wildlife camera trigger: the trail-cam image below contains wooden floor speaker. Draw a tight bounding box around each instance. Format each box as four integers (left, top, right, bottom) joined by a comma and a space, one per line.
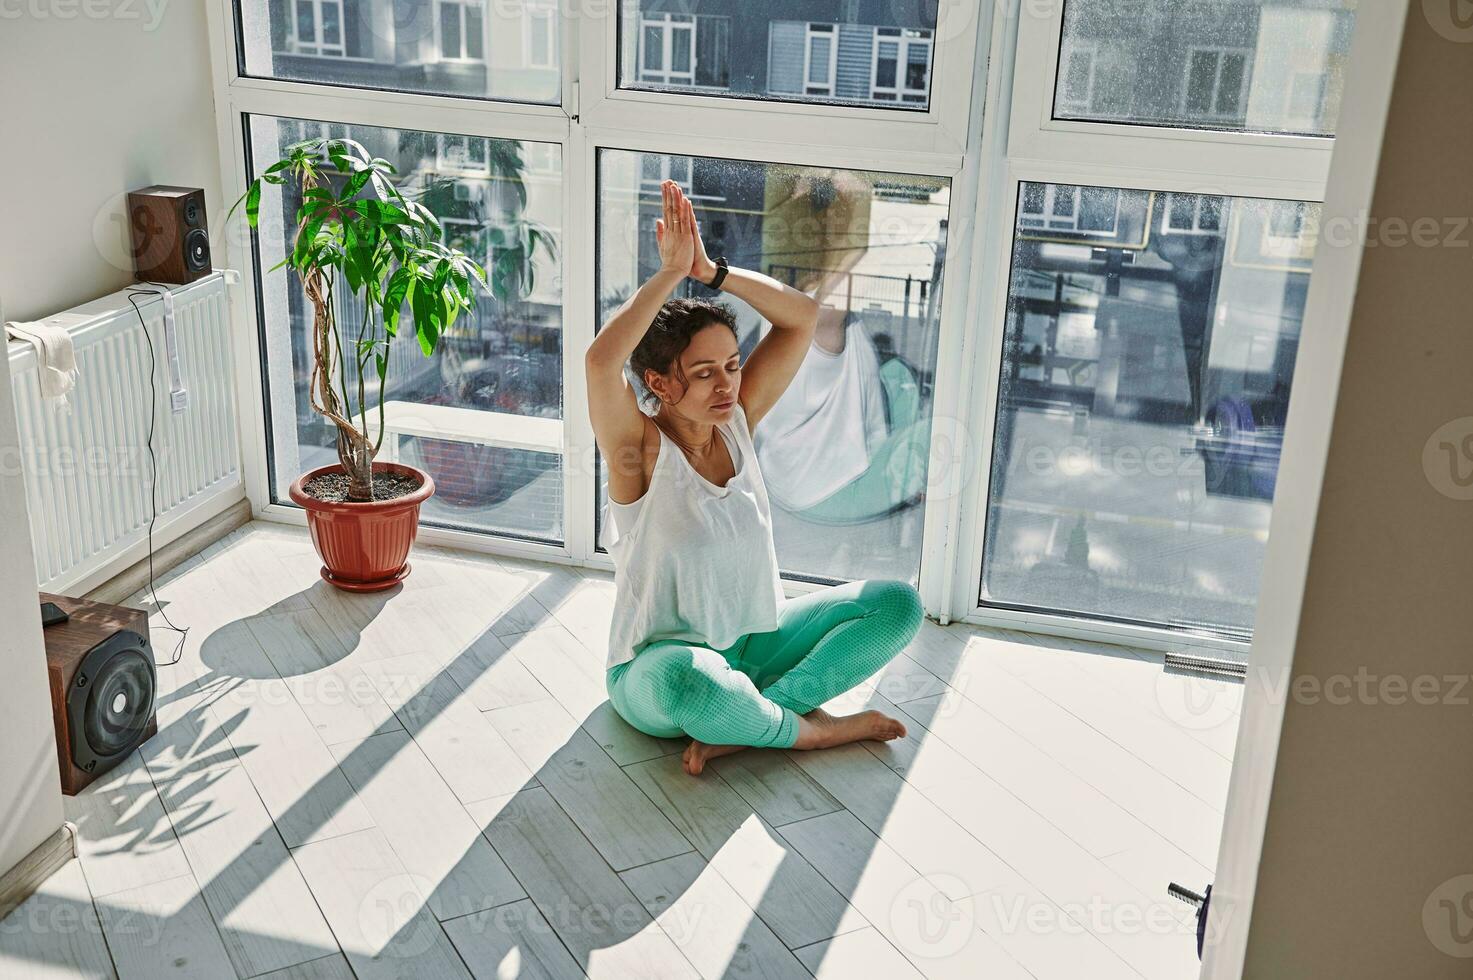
39, 593, 157, 795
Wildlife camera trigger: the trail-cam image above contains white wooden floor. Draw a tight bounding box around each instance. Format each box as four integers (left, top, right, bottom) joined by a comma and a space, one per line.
1, 520, 1242, 980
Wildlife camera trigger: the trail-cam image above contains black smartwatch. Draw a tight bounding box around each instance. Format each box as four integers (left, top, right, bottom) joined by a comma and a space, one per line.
705, 256, 729, 291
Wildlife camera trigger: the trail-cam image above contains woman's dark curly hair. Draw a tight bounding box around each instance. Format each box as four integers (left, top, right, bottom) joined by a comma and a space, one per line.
629, 297, 739, 412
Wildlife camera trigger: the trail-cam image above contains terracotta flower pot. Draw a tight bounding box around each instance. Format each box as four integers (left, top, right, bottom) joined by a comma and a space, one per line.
288, 461, 436, 592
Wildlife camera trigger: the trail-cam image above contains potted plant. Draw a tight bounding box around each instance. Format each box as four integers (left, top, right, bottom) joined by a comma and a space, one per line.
229, 136, 490, 591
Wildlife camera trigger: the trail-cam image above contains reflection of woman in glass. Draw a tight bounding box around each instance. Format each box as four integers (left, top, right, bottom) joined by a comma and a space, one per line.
587, 180, 922, 776
753, 172, 935, 525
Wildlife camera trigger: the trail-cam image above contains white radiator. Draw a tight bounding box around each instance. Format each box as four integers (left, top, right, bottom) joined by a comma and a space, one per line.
7, 272, 242, 593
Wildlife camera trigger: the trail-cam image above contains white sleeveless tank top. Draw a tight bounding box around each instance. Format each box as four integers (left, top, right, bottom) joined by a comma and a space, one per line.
601, 400, 785, 670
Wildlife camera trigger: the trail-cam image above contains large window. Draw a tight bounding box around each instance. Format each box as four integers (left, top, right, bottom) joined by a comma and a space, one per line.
618, 1, 938, 110
218, 0, 1354, 651
595, 151, 950, 585
247, 117, 564, 543
978, 0, 1356, 649
236, 0, 560, 102
1054, 0, 1357, 135
981, 183, 1317, 638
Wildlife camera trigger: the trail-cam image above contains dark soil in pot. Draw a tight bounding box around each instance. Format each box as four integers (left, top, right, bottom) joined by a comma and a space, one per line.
302, 470, 424, 503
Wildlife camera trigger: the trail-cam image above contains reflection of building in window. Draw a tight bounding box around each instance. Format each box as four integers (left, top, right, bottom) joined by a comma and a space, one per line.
639, 153, 690, 192
1284, 70, 1327, 129
285, 119, 355, 143
1251, 200, 1317, 265
639, 13, 731, 89
768, 20, 931, 107
437, 0, 485, 61
522, 142, 560, 176
1183, 46, 1251, 124
803, 23, 838, 96
437, 134, 492, 176
1163, 193, 1225, 235
288, 0, 347, 57
524, 2, 556, 68
1055, 39, 1133, 117
1055, 3, 1354, 134
871, 27, 931, 103
1018, 183, 1122, 238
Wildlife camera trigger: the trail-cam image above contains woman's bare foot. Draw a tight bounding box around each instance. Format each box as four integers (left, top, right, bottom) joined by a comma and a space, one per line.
792, 706, 907, 751
682, 739, 747, 776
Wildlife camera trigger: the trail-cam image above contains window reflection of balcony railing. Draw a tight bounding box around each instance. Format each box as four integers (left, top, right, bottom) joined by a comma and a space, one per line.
767, 264, 932, 333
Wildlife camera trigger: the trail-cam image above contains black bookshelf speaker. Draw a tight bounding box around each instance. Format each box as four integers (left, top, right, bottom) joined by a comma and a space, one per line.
126, 185, 212, 285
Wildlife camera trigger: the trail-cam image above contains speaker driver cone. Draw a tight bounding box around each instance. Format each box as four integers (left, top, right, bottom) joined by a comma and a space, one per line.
83, 649, 154, 756
184, 228, 210, 272
67, 631, 156, 772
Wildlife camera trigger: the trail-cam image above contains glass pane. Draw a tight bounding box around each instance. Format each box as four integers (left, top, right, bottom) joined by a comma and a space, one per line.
465, 7, 484, 60
294, 0, 315, 45
982, 181, 1319, 638
694, 17, 730, 88
643, 25, 663, 71
530, 13, 551, 66
237, 0, 559, 103
1055, 0, 1357, 136
672, 26, 693, 72
876, 41, 898, 88
247, 115, 565, 542
440, 4, 461, 59
595, 149, 950, 585
321, 2, 340, 46
807, 36, 831, 85
905, 42, 928, 90
619, 1, 936, 110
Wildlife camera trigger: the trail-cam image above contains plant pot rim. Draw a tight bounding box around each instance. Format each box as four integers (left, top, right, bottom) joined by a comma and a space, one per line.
288, 461, 436, 514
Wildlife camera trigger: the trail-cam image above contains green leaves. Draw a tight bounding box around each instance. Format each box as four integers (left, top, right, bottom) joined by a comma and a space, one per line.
245, 181, 261, 226
239, 131, 555, 462
381, 266, 412, 338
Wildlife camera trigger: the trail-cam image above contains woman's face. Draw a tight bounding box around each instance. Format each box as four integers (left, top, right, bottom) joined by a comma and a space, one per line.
659, 323, 740, 420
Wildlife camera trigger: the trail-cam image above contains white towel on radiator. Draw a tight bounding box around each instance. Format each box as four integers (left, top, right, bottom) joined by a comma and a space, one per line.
6, 318, 80, 413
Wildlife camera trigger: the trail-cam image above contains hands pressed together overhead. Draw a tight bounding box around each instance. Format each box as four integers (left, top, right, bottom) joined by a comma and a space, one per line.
656, 178, 717, 284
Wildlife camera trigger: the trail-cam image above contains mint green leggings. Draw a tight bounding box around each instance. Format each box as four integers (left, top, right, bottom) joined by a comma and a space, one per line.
605, 579, 924, 750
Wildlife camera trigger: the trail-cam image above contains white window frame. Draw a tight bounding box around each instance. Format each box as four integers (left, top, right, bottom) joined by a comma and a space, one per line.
948, 2, 1348, 655
284, 0, 345, 58
636, 12, 697, 88
1160, 191, 1226, 236
801, 23, 839, 98
435, 0, 485, 64
870, 27, 932, 104
204, 0, 986, 609
1181, 44, 1254, 125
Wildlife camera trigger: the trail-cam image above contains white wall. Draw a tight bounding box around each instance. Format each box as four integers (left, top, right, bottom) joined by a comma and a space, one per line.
0, 2, 223, 323
0, 364, 63, 877
1206, 1, 1473, 975
0, 2, 222, 877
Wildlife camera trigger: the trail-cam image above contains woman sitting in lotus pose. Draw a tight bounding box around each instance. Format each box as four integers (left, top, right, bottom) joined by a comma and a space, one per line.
585, 179, 923, 776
